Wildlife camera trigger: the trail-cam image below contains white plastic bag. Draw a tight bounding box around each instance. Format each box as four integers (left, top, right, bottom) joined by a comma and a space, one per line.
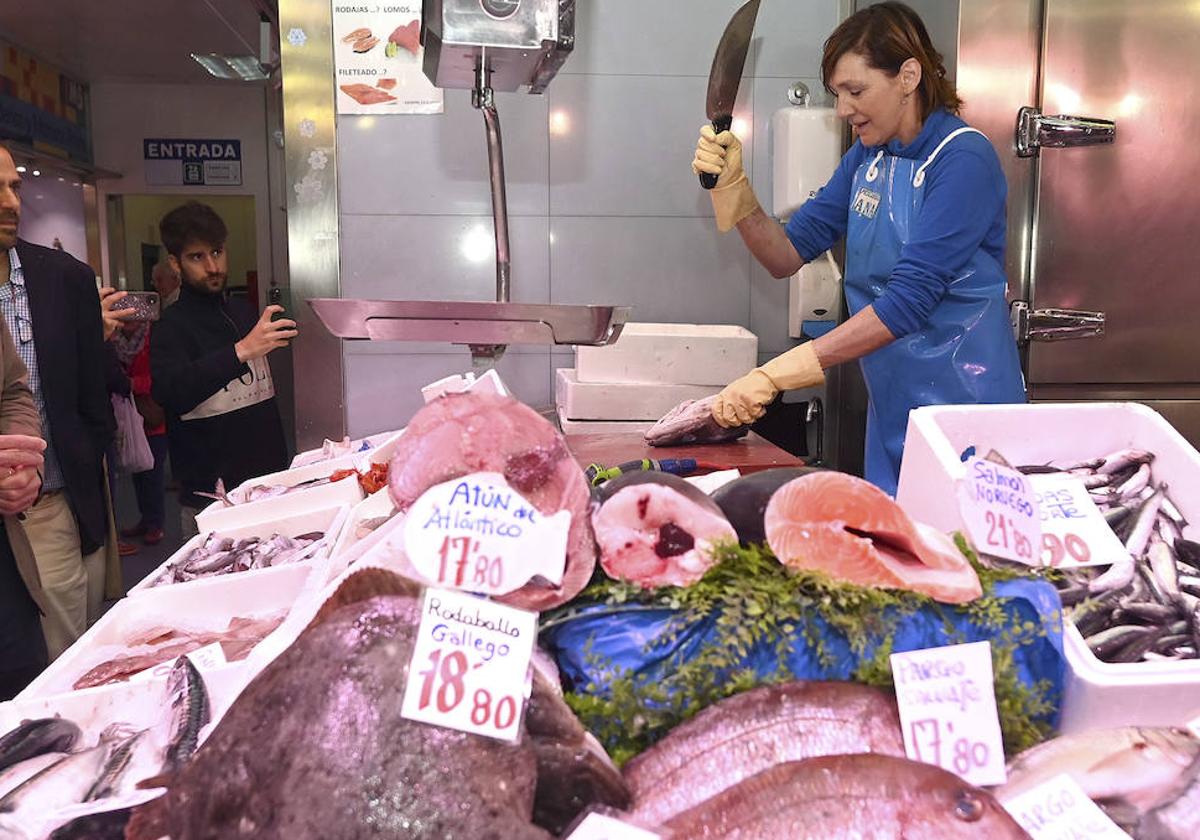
112, 393, 154, 474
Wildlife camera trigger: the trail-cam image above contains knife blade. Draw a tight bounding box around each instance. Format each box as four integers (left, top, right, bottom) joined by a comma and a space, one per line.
701, 0, 762, 190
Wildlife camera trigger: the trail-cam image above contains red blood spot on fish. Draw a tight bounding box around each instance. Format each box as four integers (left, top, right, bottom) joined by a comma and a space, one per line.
654, 523, 695, 557
637, 495, 650, 520
504, 442, 564, 495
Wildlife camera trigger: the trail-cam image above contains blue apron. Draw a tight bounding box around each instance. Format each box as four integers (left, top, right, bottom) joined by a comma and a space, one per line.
845, 128, 1026, 496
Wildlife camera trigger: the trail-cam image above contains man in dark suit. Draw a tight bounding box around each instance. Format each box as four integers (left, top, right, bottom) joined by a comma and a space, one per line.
0, 143, 114, 658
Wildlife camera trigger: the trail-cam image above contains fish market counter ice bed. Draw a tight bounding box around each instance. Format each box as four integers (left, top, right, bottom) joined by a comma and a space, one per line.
565, 431, 805, 475
897, 402, 1200, 733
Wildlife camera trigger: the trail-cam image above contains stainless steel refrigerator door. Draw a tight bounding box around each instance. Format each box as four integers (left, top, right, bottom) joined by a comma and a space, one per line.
1029, 0, 1200, 385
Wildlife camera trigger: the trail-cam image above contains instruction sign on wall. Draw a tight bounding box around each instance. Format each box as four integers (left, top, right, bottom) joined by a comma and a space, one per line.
144, 138, 243, 186
330, 2, 443, 114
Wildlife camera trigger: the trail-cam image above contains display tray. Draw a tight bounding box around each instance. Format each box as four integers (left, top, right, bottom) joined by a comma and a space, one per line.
18, 568, 311, 700
897, 401, 1200, 732
128, 504, 348, 596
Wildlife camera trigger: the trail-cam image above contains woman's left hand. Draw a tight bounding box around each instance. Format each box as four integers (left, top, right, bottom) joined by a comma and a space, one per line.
99, 287, 132, 341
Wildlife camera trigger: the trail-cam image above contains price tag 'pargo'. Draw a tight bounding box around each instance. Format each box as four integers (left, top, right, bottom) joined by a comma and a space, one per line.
1001, 773, 1132, 840
957, 457, 1041, 565
404, 472, 571, 596
401, 587, 537, 742
890, 641, 1007, 787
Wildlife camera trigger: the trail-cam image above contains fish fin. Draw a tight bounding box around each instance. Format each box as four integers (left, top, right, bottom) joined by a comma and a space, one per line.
305, 567, 421, 632
135, 771, 175, 790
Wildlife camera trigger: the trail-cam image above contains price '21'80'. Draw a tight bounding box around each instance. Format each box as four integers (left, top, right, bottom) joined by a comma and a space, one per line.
984, 511, 1033, 559
415, 648, 519, 730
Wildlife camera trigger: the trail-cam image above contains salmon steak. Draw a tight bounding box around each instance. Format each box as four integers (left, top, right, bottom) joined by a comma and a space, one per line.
592, 472, 736, 588
764, 472, 982, 603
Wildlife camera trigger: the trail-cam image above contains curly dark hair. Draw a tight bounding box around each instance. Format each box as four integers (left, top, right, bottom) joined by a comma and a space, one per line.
159, 201, 228, 257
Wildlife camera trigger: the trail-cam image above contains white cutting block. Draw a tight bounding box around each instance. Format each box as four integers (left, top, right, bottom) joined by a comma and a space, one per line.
555, 368, 719, 421
556, 411, 655, 436
575, 323, 757, 386
897, 401, 1200, 732
128, 504, 349, 595
18, 568, 311, 699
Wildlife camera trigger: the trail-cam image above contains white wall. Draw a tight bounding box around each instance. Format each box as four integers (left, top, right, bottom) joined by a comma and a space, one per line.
90, 82, 278, 294
16, 174, 88, 260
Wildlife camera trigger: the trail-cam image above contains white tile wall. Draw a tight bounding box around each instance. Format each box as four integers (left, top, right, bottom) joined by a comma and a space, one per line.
337, 1, 844, 426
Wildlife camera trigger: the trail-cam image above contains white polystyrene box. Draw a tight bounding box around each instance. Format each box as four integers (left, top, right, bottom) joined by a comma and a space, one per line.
574, 323, 757, 386
330, 487, 397, 562
555, 368, 719, 421
556, 411, 655, 436
18, 567, 311, 699
291, 426, 404, 468
896, 401, 1200, 732
128, 504, 349, 595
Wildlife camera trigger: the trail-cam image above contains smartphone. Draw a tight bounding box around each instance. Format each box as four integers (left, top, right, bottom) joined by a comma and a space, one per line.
268, 286, 283, 306
115, 291, 161, 322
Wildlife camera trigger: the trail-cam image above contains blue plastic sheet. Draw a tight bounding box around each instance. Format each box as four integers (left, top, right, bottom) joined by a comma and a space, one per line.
541, 577, 1066, 729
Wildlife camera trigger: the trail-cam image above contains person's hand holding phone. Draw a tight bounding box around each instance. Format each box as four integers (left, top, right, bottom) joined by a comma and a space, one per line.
99, 287, 132, 341
235, 305, 297, 362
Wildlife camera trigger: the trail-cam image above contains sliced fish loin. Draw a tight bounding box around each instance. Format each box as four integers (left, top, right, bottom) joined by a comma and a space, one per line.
764, 472, 981, 603
593, 472, 735, 588
624, 681, 905, 826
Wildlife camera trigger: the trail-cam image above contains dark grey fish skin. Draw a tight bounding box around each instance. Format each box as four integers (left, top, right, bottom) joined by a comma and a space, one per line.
593, 470, 728, 515
710, 467, 822, 546
163, 656, 211, 773
49, 808, 132, 839
126, 570, 551, 840
645, 397, 749, 447
0, 718, 81, 775
1134, 753, 1200, 839
661, 754, 1030, 839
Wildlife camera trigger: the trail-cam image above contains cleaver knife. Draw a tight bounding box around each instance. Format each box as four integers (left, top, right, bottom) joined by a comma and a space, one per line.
700, 0, 762, 190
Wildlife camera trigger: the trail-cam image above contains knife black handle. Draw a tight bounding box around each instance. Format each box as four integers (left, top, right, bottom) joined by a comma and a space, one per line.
699, 115, 734, 191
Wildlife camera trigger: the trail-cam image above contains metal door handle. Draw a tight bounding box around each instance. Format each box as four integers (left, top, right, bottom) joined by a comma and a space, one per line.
1012, 301, 1106, 343
805, 397, 824, 465
1016, 106, 1116, 158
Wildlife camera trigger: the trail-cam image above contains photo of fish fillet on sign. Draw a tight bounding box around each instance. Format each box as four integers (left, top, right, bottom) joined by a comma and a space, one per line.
387, 393, 597, 612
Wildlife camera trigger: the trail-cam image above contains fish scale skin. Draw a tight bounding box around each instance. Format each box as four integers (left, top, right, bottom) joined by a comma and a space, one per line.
126, 595, 550, 840
662, 754, 1030, 839
624, 682, 904, 825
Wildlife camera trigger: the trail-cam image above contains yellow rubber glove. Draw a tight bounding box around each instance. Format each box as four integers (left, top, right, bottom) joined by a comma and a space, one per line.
692, 125, 761, 233
711, 343, 826, 428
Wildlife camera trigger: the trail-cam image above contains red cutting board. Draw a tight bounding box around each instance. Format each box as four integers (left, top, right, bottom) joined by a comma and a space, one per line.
564, 432, 805, 475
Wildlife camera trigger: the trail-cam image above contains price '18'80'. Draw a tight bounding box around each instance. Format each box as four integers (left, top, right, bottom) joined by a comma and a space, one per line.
415, 649, 518, 731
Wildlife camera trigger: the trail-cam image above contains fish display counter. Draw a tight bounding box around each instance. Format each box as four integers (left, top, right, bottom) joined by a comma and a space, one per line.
2, 391, 1199, 838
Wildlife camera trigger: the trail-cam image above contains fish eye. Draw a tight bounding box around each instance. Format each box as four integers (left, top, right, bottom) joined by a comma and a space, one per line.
954, 791, 985, 822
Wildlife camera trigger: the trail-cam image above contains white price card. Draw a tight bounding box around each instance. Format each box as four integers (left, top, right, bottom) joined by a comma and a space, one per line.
130, 642, 228, 684
1187, 712, 1200, 740
1029, 475, 1127, 569
1001, 774, 1132, 840
565, 812, 661, 840
957, 456, 1041, 565
404, 472, 571, 596
890, 641, 1007, 786
401, 587, 537, 742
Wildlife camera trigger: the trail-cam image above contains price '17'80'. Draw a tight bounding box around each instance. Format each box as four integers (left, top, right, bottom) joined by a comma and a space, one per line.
415, 649, 518, 730
910, 718, 990, 776
438, 535, 503, 589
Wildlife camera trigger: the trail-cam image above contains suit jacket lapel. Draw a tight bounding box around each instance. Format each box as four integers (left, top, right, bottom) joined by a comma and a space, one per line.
15, 240, 60, 392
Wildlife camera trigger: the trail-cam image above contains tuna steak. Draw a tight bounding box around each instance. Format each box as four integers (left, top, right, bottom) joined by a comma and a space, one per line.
662, 754, 1031, 839
645, 397, 749, 447
710, 467, 822, 546
125, 570, 551, 840
624, 681, 905, 826
592, 472, 736, 588
764, 472, 982, 603
387, 393, 596, 612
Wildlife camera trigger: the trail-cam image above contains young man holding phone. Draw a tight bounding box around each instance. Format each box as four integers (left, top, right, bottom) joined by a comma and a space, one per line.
151, 202, 294, 537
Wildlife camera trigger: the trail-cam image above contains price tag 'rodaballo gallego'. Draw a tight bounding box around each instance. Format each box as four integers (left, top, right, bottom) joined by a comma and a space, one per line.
890, 641, 1007, 787
957, 457, 1041, 565
404, 472, 571, 597
400, 587, 537, 742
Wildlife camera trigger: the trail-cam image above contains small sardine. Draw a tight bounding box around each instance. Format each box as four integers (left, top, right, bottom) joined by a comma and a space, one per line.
1062, 457, 1105, 472
1098, 448, 1155, 476
1175, 539, 1200, 573
0, 739, 112, 814
1125, 487, 1166, 559
1116, 463, 1152, 500
85, 729, 146, 801
1087, 624, 1152, 659
1161, 495, 1189, 528
1149, 540, 1182, 600
0, 719, 80, 775
1090, 554, 1137, 595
